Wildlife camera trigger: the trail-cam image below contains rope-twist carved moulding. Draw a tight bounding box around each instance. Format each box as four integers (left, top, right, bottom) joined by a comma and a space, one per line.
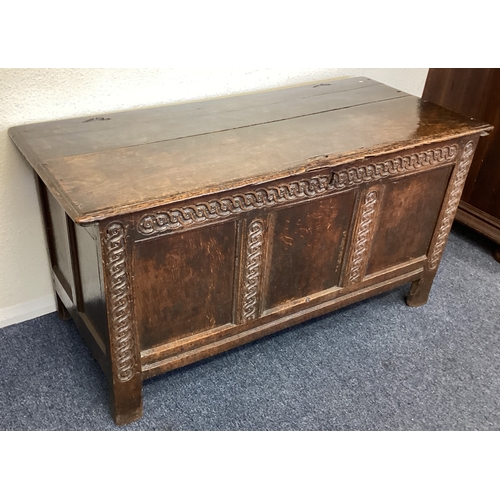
137, 145, 458, 236
346, 189, 379, 284
428, 141, 475, 270
104, 222, 136, 382
242, 220, 265, 321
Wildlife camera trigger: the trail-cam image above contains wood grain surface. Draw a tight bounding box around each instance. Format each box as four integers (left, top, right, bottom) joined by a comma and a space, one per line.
9, 77, 490, 224
10, 76, 491, 425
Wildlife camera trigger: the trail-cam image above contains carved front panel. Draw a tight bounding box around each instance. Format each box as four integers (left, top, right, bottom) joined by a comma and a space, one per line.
264, 192, 356, 310
132, 221, 237, 350
366, 166, 453, 276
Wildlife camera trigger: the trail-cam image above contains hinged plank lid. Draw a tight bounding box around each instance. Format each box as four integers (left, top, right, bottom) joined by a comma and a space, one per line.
9, 77, 491, 224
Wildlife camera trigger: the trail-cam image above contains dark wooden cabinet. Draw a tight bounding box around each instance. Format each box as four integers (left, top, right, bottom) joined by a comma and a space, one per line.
423, 69, 500, 260
9, 78, 490, 425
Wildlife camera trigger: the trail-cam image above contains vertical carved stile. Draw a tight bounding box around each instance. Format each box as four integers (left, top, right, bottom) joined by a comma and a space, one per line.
346, 189, 380, 285
103, 222, 137, 382
428, 141, 476, 270
241, 219, 265, 322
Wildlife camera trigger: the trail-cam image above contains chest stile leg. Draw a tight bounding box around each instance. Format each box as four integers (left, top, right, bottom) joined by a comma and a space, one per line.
407, 139, 479, 307
100, 220, 143, 425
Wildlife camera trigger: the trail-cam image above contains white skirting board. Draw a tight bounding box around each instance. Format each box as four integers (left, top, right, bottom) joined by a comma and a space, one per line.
0, 295, 56, 329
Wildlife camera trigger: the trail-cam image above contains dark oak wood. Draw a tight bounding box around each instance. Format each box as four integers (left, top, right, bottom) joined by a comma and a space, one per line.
9, 77, 491, 425
265, 192, 355, 309
133, 221, 237, 349
423, 69, 500, 257
366, 166, 453, 275
10, 77, 488, 225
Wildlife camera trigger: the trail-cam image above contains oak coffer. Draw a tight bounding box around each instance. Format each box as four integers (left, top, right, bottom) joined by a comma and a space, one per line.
9, 77, 491, 425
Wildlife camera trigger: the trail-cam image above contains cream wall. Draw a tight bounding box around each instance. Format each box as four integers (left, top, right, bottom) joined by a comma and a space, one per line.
0, 68, 429, 327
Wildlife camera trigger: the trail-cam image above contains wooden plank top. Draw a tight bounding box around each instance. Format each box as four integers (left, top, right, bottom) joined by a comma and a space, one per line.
9, 77, 491, 225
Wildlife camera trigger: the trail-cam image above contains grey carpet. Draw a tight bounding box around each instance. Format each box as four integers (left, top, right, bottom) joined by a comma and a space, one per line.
1, 222, 499, 431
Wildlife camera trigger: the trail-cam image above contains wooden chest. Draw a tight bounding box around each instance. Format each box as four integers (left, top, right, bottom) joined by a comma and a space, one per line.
9, 77, 491, 425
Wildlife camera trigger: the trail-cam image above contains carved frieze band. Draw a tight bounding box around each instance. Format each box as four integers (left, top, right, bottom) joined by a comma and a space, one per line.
241, 220, 265, 322
346, 189, 380, 284
428, 141, 475, 270
137, 145, 458, 236
103, 222, 136, 383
